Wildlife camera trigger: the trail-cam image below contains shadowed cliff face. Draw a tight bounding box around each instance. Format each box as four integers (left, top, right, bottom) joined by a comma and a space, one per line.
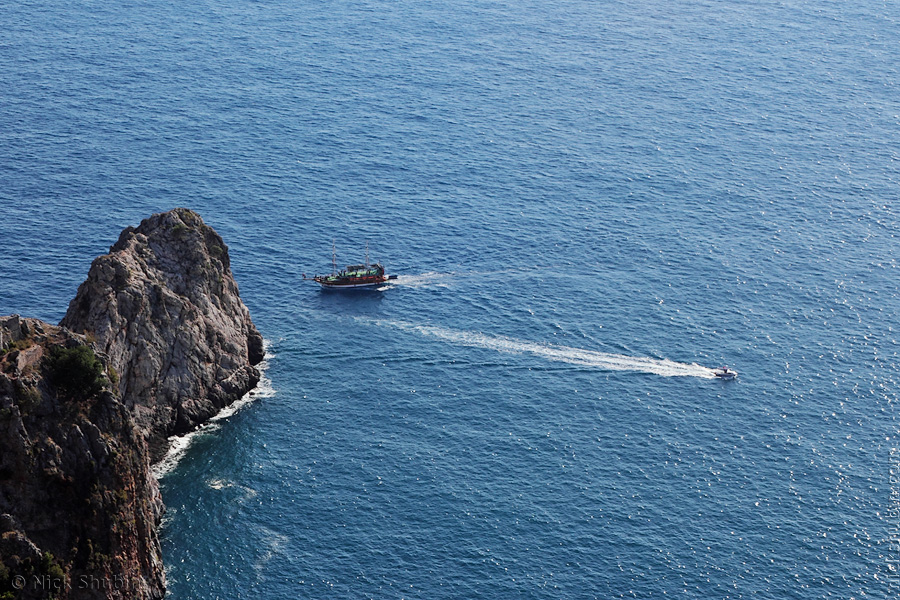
60, 208, 265, 460
0, 316, 165, 600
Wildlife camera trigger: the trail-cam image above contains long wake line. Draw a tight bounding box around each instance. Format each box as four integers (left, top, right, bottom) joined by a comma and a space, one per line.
364, 319, 717, 378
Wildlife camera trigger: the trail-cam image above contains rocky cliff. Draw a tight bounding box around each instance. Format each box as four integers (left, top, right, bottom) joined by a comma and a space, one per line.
0, 316, 165, 599
1, 208, 264, 599
60, 208, 265, 460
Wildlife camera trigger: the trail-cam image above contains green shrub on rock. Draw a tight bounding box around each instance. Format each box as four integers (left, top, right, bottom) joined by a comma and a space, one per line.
46, 345, 106, 399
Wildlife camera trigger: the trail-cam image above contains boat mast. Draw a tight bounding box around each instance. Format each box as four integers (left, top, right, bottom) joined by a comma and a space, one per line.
365, 241, 370, 268
332, 240, 337, 275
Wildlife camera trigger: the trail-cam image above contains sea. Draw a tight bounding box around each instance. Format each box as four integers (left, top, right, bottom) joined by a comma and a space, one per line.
1, 0, 899, 598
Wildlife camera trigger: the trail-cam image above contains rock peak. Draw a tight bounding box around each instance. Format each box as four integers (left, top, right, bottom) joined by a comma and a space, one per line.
61, 209, 265, 460
111, 208, 229, 269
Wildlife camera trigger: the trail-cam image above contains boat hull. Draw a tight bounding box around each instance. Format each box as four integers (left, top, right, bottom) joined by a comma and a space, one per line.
317, 279, 386, 289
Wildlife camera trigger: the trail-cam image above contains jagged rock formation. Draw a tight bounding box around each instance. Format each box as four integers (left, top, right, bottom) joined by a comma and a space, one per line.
60, 208, 265, 460
0, 208, 265, 599
0, 315, 165, 599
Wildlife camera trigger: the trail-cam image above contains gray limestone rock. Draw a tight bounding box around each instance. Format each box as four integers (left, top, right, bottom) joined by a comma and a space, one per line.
60, 208, 264, 460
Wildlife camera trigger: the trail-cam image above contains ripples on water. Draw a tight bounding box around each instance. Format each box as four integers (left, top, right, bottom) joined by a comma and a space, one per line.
1, 0, 899, 598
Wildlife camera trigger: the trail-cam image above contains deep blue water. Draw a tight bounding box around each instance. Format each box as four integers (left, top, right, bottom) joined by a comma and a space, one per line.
2, 0, 900, 597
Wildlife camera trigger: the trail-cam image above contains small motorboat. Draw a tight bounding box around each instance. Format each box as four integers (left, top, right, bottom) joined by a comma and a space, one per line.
713, 366, 737, 380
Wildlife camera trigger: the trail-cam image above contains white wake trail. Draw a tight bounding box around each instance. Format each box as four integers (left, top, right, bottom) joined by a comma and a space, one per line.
368, 319, 716, 378
390, 272, 454, 288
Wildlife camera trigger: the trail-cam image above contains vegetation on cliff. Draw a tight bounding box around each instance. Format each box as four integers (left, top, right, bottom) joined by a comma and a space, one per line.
45, 346, 106, 401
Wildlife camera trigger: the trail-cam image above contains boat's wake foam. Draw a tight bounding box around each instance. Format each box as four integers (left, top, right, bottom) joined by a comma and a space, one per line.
366, 319, 717, 378
152, 343, 277, 479
390, 272, 455, 288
